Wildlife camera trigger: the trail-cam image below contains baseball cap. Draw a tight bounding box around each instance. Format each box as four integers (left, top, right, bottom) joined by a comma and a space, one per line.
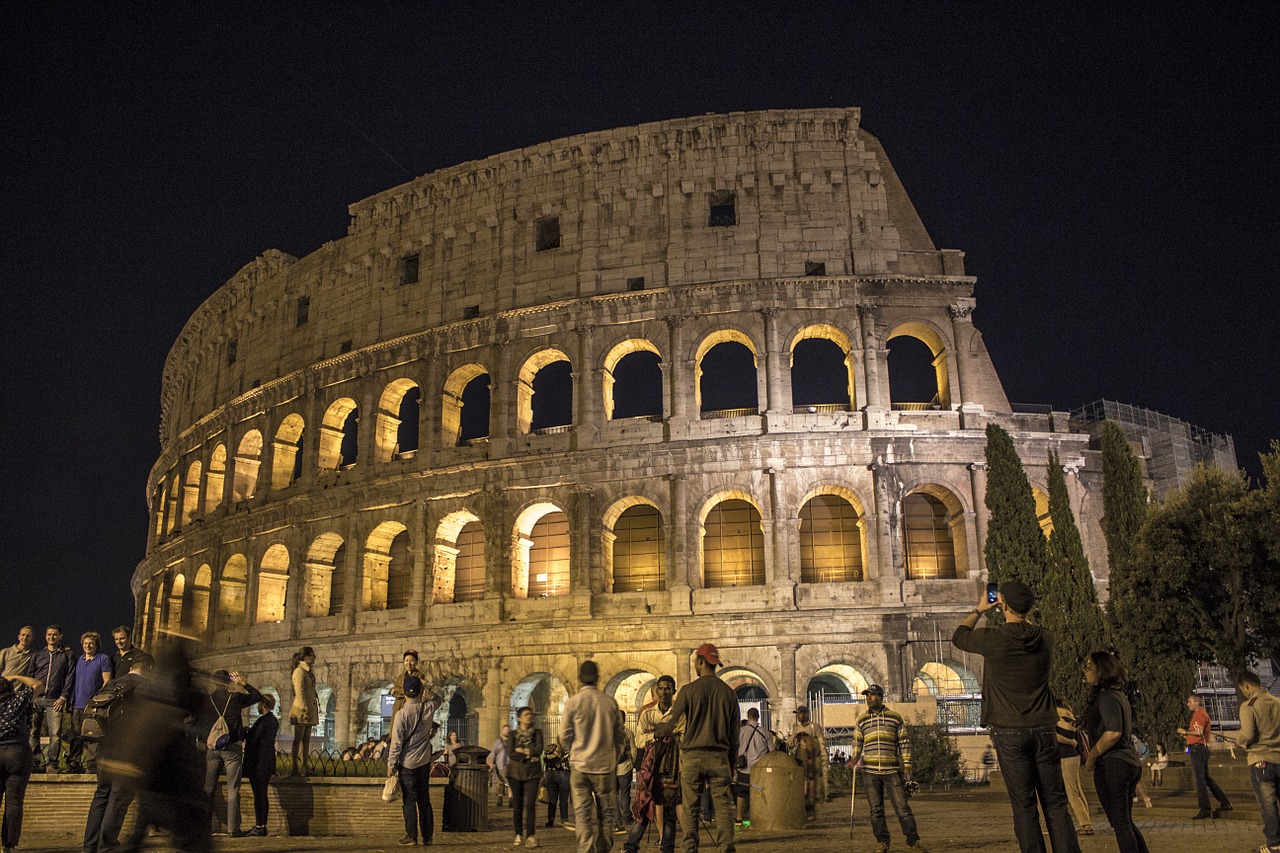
694, 643, 722, 666
579, 660, 599, 684
1000, 580, 1035, 615
861, 684, 885, 696
403, 675, 423, 698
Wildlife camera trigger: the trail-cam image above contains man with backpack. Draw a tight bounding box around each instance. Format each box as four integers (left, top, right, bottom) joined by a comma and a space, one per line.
195, 670, 263, 837
82, 654, 152, 852
624, 674, 681, 853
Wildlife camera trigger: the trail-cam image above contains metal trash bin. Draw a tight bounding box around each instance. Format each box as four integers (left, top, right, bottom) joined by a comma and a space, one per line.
444, 744, 490, 832
749, 751, 807, 830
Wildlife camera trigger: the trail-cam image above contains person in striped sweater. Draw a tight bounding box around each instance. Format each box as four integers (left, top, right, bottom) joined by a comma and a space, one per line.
851, 684, 927, 853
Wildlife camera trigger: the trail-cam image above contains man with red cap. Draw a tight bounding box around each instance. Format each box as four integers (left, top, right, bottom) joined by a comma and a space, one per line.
655, 643, 739, 853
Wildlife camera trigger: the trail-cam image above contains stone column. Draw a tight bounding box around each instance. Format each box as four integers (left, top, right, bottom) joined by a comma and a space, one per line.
358, 377, 377, 469
574, 486, 595, 596
778, 643, 799, 718
667, 473, 692, 614
948, 302, 975, 408
419, 355, 441, 466
488, 336, 514, 457
409, 500, 428, 624
857, 305, 886, 412
761, 307, 787, 419
574, 325, 598, 448
256, 412, 276, 501
766, 465, 797, 609
664, 316, 691, 438
341, 515, 361, 630
968, 463, 989, 578
870, 454, 900, 603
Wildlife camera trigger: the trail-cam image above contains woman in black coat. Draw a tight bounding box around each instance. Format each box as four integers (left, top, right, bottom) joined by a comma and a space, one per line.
243, 694, 280, 837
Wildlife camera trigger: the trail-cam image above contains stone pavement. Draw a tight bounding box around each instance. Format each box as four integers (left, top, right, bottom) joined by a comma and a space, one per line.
19, 786, 1268, 852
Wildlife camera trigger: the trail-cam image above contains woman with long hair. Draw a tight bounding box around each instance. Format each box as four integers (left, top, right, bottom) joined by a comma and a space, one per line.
1082, 651, 1149, 853
289, 646, 318, 777
506, 706, 544, 847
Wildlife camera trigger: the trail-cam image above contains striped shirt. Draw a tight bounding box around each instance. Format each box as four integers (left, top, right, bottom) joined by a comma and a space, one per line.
852, 707, 911, 775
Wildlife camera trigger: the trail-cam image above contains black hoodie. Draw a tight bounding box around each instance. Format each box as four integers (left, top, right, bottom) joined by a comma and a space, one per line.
952, 621, 1057, 728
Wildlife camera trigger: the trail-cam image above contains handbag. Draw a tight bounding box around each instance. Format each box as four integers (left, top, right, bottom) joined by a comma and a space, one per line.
382, 775, 401, 803
537, 782, 549, 804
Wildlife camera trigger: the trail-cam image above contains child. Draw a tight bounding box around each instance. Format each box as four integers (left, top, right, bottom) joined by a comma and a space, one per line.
1150, 742, 1169, 786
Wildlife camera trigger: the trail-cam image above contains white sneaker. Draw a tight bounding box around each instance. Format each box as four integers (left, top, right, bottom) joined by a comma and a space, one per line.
514, 835, 522, 846
525, 837, 539, 848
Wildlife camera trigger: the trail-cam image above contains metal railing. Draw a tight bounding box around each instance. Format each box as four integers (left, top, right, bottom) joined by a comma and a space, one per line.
701, 407, 758, 419
533, 424, 572, 435
792, 404, 851, 414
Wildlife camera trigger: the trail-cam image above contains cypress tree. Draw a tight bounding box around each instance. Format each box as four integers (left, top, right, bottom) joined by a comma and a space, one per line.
982, 424, 1046, 600
1037, 450, 1108, 715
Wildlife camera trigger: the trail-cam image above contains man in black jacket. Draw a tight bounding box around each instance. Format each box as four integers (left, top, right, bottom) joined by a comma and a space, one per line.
952, 581, 1079, 853
196, 670, 263, 837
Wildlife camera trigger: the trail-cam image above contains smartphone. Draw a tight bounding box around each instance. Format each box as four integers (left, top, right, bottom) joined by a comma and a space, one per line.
986, 582, 999, 604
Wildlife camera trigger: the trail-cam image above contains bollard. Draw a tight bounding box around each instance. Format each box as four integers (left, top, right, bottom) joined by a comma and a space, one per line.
748, 751, 807, 830
445, 744, 491, 831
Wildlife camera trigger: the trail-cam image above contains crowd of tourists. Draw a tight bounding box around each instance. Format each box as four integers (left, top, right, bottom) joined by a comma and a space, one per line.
1, 595, 1279, 853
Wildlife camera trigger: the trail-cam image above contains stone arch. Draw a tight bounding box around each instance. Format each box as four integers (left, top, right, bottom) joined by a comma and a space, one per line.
804, 662, 872, 703
913, 660, 980, 696
164, 471, 179, 533
509, 671, 570, 743
511, 502, 570, 598
318, 398, 359, 471
887, 319, 951, 409
441, 363, 490, 448
719, 664, 775, 730
517, 348, 573, 434
356, 680, 395, 741
605, 666, 660, 716
166, 574, 185, 636
796, 485, 868, 584
231, 430, 263, 502
304, 532, 345, 617
152, 484, 165, 540
181, 460, 202, 525
204, 443, 226, 515
902, 484, 969, 580
601, 496, 665, 593
694, 328, 760, 416
789, 322, 856, 410
375, 377, 421, 463
433, 510, 485, 604
698, 490, 765, 588
271, 413, 306, 490
602, 338, 664, 420
218, 553, 248, 630
255, 543, 290, 624
362, 521, 410, 611
315, 683, 338, 747
435, 676, 484, 745
190, 564, 212, 635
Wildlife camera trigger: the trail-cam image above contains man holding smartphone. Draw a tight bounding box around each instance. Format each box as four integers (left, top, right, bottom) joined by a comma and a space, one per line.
952, 581, 1080, 853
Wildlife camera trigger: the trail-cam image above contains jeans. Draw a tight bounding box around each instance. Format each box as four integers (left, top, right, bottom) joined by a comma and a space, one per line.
83, 770, 136, 852
510, 774, 541, 837
992, 726, 1081, 853
678, 750, 735, 853
0, 743, 32, 849
398, 763, 433, 842
1093, 757, 1148, 853
545, 768, 571, 824
69, 708, 100, 772
30, 697, 63, 769
570, 768, 616, 853
248, 769, 271, 828
623, 800, 677, 853
203, 742, 244, 834
1250, 760, 1280, 846
617, 770, 632, 826
1188, 743, 1230, 811
864, 771, 919, 845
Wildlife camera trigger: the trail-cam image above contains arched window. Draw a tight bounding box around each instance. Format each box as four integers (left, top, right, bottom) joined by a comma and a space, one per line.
913, 661, 980, 697
603, 340, 663, 420
218, 555, 248, 630
612, 505, 665, 592
791, 325, 855, 411
799, 494, 864, 583
887, 323, 950, 410
442, 364, 490, 447
376, 379, 420, 462
363, 522, 409, 611
182, 461, 202, 525
167, 575, 185, 636
697, 333, 759, 417
255, 544, 290, 624
190, 565, 212, 635
903, 493, 959, 579
165, 472, 179, 533
805, 663, 871, 708
433, 512, 485, 604
509, 672, 569, 743
231, 431, 263, 502
512, 504, 570, 598
517, 350, 573, 434
152, 486, 165, 540
319, 398, 359, 471
303, 533, 345, 618
205, 444, 226, 514
702, 498, 765, 587
271, 414, 306, 490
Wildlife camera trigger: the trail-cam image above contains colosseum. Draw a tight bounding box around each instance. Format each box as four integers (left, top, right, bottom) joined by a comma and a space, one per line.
134, 108, 1111, 753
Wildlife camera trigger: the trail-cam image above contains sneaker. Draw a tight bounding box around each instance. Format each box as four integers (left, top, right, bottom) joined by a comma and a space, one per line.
514, 835, 523, 846
1143, 798, 1152, 808
398, 835, 417, 846
874, 843, 890, 853
525, 838, 539, 849
248, 826, 267, 837
562, 821, 575, 831
1080, 825, 1094, 835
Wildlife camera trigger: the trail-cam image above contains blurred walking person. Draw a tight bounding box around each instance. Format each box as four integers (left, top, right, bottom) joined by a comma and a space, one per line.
1, 671, 42, 853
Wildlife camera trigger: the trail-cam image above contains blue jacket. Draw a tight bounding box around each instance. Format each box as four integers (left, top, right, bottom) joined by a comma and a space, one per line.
30, 646, 75, 702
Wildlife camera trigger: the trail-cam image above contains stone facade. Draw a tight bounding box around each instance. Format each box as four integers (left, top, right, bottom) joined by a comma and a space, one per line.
134, 109, 1109, 750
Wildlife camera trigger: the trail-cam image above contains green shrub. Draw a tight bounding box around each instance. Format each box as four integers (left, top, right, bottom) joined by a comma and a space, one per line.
906, 723, 963, 785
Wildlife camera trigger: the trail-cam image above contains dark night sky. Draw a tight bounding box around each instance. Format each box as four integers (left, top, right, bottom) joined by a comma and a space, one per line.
3, 5, 1277, 638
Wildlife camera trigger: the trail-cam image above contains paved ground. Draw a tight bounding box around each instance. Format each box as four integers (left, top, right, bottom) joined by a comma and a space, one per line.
21, 787, 1268, 852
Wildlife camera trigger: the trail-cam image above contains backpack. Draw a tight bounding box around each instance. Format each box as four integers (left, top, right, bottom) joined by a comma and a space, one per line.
207, 693, 234, 750
80, 677, 138, 741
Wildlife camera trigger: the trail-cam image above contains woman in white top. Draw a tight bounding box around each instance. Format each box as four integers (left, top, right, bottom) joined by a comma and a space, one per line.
289, 646, 318, 776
